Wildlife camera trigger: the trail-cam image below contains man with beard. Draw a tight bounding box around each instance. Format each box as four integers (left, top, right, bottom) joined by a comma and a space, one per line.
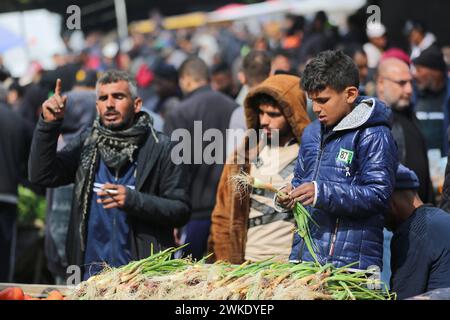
377, 57, 434, 204
376, 57, 435, 288
29, 70, 190, 280
209, 74, 310, 263
412, 46, 449, 155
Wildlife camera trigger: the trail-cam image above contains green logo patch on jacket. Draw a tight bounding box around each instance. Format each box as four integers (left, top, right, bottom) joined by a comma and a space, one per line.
336, 148, 354, 164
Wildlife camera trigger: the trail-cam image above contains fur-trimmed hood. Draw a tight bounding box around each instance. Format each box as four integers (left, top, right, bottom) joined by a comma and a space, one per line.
244, 74, 310, 143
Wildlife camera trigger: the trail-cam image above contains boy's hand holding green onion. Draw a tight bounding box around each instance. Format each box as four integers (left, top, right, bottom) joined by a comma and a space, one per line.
276, 182, 316, 209
276, 183, 294, 209
289, 182, 315, 206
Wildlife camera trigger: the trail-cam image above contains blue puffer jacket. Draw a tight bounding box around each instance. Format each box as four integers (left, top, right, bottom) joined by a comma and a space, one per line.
289, 96, 398, 270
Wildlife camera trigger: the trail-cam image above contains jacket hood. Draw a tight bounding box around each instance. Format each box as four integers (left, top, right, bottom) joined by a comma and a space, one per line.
333, 96, 393, 132
244, 74, 310, 143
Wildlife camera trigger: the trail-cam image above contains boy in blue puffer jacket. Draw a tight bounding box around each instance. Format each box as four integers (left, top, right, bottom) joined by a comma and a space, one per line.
277, 50, 398, 270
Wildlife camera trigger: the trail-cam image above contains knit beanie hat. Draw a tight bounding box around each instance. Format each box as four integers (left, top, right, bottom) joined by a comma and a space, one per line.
413, 46, 447, 73
395, 164, 420, 190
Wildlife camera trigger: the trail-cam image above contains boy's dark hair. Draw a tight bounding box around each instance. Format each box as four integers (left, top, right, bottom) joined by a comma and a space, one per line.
301, 50, 359, 93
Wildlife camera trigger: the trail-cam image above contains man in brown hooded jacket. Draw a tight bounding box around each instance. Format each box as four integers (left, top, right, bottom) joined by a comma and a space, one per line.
208, 74, 310, 264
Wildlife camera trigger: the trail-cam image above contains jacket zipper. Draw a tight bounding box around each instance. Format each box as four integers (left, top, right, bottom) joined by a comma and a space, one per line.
323, 129, 343, 259
328, 218, 340, 257
312, 136, 326, 181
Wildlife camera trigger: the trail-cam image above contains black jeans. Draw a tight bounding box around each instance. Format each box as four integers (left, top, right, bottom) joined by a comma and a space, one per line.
0, 202, 17, 282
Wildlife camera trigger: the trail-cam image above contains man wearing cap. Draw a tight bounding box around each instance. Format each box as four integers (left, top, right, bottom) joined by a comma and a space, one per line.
412, 46, 450, 155
363, 22, 387, 69
152, 62, 182, 118
404, 20, 437, 60
387, 164, 450, 299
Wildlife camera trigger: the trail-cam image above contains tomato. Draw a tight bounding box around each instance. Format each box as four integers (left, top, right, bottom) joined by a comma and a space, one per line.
0, 287, 25, 300
46, 290, 64, 300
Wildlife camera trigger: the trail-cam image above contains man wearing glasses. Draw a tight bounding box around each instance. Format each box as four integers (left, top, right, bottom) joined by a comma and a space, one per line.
377, 57, 434, 204
376, 56, 435, 289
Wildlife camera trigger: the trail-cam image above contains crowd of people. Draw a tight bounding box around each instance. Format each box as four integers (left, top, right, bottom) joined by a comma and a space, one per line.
1, 10, 450, 299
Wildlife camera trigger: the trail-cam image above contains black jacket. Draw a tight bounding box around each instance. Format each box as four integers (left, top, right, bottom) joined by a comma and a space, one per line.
164, 86, 237, 220
391, 108, 435, 204
0, 103, 29, 202
29, 116, 191, 266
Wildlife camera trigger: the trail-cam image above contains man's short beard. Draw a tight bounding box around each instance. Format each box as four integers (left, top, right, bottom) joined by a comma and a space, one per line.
100, 115, 134, 131
260, 128, 293, 146
415, 77, 438, 92
391, 100, 411, 111
104, 121, 126, 130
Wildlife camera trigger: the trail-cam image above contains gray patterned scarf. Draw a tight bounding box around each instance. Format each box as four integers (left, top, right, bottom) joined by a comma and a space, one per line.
93, 111, 151, 170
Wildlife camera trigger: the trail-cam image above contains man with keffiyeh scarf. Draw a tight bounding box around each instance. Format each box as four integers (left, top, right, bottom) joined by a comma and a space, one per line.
29, 70, 190, 280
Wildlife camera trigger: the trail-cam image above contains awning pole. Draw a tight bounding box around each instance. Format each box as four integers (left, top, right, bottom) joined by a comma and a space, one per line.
114, 0, 128, 42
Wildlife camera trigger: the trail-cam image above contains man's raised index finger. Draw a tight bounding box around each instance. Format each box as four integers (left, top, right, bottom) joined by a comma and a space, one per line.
55, 78, 62, 96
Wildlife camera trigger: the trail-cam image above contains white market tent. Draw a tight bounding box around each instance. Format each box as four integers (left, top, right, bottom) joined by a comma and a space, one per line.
129, 0, 367, 33
207, 0, 366, 24
0, 9, 66, 77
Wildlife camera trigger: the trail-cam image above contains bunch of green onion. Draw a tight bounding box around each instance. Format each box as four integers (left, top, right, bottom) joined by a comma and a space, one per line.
73, 247, 395, 300
231, 172, 319, 264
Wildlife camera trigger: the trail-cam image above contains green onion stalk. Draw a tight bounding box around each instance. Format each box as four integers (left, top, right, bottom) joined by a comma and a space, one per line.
230, 172, 320, 264
117, 244, 192, 282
